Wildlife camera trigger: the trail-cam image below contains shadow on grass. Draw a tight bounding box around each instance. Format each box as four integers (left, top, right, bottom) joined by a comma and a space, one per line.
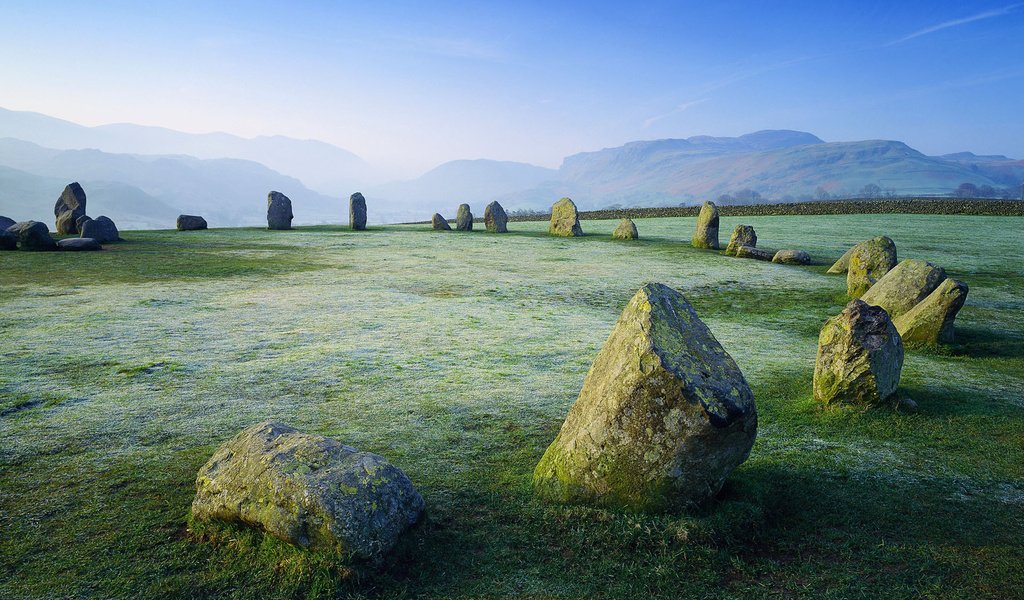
948, 325, 1024, 360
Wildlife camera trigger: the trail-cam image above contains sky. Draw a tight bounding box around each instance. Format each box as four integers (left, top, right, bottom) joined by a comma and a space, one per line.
1, 0, 1023, 176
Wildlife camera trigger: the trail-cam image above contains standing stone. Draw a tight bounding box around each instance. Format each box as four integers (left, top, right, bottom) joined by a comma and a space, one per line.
75, 214, 93, 232
735, 245, 774, 261
813, 299, 904, 406
484, 201, 508, 233
177, 215, 208, 231
612, 218, 638, 240
57, 238, 102, 251
81, 216, 120, 244
725, 225, 757, 256
54, 182, 87, 235
892, 278, 969, 345
192, 421, 425, 560
772, 249, 811, 265
267, 191, 293, 230
860, 259, 946, 319
7, 221, 57, 251
0, 216, 15, 231
431, 213, 452, 231
455, 204, 473, 231
846, 236, 898, 298
533, 283, 758, 511
349, 192, 367, 231
691, 201, 720, 249
56, 211, 79, 236
0, 229, 16, 251
548, 197, 583, 237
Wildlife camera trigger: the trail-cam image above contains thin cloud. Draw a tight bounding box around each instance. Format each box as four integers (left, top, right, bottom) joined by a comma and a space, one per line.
889, 3, 1023, 45
643, 98, 710, 128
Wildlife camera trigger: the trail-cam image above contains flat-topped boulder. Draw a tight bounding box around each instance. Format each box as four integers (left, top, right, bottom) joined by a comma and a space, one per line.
772, 249, 811, 265
7, 221, 57, 251
177, 215, 208, 231
192, 421, 425, 560
533, 283, 757, 511
892, 278, 969, 345
813, 299, 904, 406
725, 225, 756, 256
350, 192, 367, 230
691, 201, 719, 249
735, 245, 774, 261
612, 218, 638, 240
847, 236, 898, 298
860, 259, 946, 319
456, 204, 473, 231
267, 191, 293, 230
81, 216, 120, 243
431, 213, 451, 231
54, 182, 87, 235
484, 201, 508, 233
548, 197, 583, 237
0, 216, 15, 231
58, 238, 102, 251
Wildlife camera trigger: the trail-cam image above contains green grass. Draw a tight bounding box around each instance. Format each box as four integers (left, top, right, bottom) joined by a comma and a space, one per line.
1, 214, 1022, 598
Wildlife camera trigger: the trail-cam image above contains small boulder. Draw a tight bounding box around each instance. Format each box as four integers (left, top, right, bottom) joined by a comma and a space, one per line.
735, 245, 774, 261
772, 249, 811, 265
456, 204, 473, 231
7, 221, 57, 251
54, 182, 87, 234
81, 216, 120, 244
691, 201, 719, 249
431, 213, 452, 231
533, 283, 757, 511
813, 299, 904, 406
177, 215, 208, 231
349, 192, 367, 230
484, 201, 508, 233
192, 421, 425, 560
0, 229, 16, 251
548, 197, 583, 237
267, 191, 294, 230
0, 216, 15, 231
57, 238, 102, 251
612, 218, 638, 240
725, 225, 756, 256
860, 259, 946, 319
846, 236, 898, 298
892, 278, 968, 345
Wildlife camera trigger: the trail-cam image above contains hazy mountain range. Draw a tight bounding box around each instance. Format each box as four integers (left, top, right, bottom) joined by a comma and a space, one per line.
0, 107, 1020, 228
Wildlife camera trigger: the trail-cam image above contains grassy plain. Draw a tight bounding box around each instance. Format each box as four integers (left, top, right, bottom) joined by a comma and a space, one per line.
1, 214, 1022, 598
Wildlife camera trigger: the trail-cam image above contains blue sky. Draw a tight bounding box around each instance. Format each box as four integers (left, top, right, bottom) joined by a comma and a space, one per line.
1, 1, 1022, 175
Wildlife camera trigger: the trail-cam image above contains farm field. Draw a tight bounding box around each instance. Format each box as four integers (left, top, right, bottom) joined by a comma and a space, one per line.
1, 214, 1023, 598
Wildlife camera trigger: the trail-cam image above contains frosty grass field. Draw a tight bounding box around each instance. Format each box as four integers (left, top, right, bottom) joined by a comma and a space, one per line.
1, 214, 1022, 598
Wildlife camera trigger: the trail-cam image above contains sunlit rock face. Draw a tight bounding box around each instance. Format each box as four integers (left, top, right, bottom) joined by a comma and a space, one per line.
548, 197, 583, 237
691, 201, 719, 249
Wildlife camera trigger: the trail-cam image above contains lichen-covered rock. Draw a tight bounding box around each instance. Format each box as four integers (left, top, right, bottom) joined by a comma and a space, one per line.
725, 225, 756, 256
813, 300, 904, 406
54, 182, 87, 234
7, 221, 57, 251
177, 215, 208, 231
57, 238, 102, 251
81, 216, 120, 243
533, 283, 757, 511
827, 245, 856, 274
691, 201, 719, 249
267, 191, 293, 230
829, 236, 896, 275
735, 245, 774, 261
350, 192, 367, 230
846, 236, 898, 298
56, 211, 79, 236
484, 201, 508, 233
612, 218, 638, 240
192, 421, 424, 560
892, 278, 968, 345
456, 204, 473, 231
0, 215, 15, 231
431, 213, 451, 231
0, 229, 16, 251
549, 197, 583, 237
860, 259, 946, 319
772, 249, 811, 265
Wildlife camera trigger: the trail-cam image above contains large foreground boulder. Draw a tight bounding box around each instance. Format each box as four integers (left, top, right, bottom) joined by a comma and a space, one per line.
456, 204, 473, 231
813, 300, 904, 406
431, 213, 451, 231
350, 192, 367, 230
80, 216, 120, 243
54, 182, 87, 234
735, 245, 774, 261
58, 238, 102, 251
772, 249, 811, 265
860, 259, 946, 320
533, 283, 758, 511
846, 236, 897, 298
177, 215, 208, 231
7, 221, 57, 251
612, 218, 638, 240
0, 229, 16, 251
691, 201, 719, 249
267, 191, 294, 230
892, 278, 968, 345
484, 201, 508, 233
0, 216, 15, 231
192, 421, 425, 560
548, 197, 583, 237
725, 225, 756, 256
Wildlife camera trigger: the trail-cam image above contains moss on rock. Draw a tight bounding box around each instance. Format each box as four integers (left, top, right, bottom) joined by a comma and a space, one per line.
548, 198, 583, 237
813, 300, 904, 406
612, 218, 638, 240
860, 258, 946, 319
691, 201, 719, 249
846, 236, 897, 298
892, 278, 968, 345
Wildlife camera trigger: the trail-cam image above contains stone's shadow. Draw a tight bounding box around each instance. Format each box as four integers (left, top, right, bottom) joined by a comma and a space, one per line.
948, 325, 1024, 359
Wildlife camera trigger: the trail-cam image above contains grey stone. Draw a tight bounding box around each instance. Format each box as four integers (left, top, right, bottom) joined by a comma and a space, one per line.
846, 236, 898, 298
612, 218, 638, 240
484, 201, 508, 233
54, 183, 87, 234
81, 216, 120, 244
267, 191, 294, 230
7, 221, 57, 251
548, 197, 583, 237
772, 249, 811, 265
691, 201, 719, 249
57, 238, 102, 251
0, 216, 15, 231
177, 215, 208, 231
0, 229, 16, 251
860, 259, 946, 319
349, 192, 367, 230
725, 225, 756, 256
431, 213, 452, 231
735, 245, 774, 261
456, 204, 473, 231
891, 278, 968, 345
